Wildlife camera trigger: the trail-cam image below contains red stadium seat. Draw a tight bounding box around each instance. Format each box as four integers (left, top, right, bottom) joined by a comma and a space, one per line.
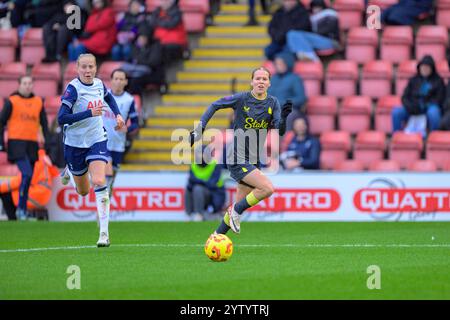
0, 62, 27, 97
369, 159, 400, 172
338, 96, 372, 133
426, 131, 450, 170
367, 0, 398, 10
319, 131, 351, 170
262, 60, 275, 75
31, 63, 61, 97
395, 60, 417, 95
415, 26, 448, 62
333, 0, 365, 30
380, 26, 413, 63
436, 60, 450, 84
389, 132, 423, 169
44, 96, 61, 116
293, 61, 323, 97
0, 28, 18, 64
333, 159, 365, 172
133, 94, 142, 115
112, 0, 130, 13
20, 28, 45, 65
63, 62, 77, 89
375, 95, 401, 133
353, 131, 386, 169
325, 60, 358, 97
360, 60, 393, 98
345, 27, 378, 63
0, 152, 8, 164
306, 96, 338, 135
436, 0, 450, 28
179, 0, 209, 33
98, 61, 123, 88
0, 164, 19, 176
408, 159, 437, 172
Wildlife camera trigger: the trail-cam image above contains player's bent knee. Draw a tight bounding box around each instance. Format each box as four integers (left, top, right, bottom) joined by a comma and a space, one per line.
91, 177, 106, 187
77, 188, 90, 197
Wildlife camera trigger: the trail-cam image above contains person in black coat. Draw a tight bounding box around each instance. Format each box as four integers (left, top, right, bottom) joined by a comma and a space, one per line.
392, 55, 446, 133
264, 0, 311, 60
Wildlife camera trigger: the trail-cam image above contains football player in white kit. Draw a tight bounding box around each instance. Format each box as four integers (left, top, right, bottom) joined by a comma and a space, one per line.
58, 54, 125, 247
102, 69, 139, 197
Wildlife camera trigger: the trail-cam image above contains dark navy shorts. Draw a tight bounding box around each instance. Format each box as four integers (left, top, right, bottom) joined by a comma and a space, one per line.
227, 163, 260, 183
108, 151, 124, 170
64, 140, 110, 176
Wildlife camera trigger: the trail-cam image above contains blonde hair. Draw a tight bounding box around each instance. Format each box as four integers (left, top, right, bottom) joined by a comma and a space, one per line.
76, 53, 97, 66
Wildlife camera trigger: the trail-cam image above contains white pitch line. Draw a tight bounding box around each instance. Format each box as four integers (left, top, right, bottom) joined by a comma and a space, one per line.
1, 243, 450, 253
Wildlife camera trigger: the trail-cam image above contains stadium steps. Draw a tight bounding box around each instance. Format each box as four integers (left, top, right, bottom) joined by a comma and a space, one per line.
123, 1, 268, 171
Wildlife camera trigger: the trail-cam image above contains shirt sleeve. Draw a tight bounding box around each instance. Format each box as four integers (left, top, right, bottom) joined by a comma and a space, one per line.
199, 93, 241, 130
61, 84, 78, 110
127, 100, 139, 133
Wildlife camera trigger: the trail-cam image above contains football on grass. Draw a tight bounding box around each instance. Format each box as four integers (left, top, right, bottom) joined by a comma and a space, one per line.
204, 233, 233, 262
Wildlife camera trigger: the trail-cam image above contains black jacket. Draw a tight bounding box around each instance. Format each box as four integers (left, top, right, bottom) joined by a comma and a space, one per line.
129, 39, 163, 68
268, 1, 312, 45
402, 55, 446, 115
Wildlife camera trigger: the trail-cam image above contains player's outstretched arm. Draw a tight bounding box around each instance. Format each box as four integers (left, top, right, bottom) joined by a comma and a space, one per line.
190, 94, 241, 147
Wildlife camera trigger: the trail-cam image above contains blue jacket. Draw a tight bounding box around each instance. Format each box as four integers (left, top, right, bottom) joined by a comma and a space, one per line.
268, 52, 307, 111
282, 134, 321, 169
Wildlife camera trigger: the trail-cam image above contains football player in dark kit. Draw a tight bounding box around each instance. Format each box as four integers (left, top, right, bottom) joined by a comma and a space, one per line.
190, 67, 292, 235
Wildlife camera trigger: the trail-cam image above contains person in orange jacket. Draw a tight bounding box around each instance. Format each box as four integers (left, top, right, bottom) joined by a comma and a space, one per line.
0, 149, 59, 220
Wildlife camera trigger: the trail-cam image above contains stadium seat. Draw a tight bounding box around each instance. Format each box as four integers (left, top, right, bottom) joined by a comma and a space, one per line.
306, 96, 338, 135
345, 27, 378, 64
0, 28, 18, 64
389, 132, 423, 169
333, 0, 365, 30
112, 0, 130, 13
360, 61, 393, 98
375, 95, 401, 133
380, 26, 413, 63
98, 61, 123, 88
63, 62, 77, 89
0, 62, 27, 97
20, 28, 45, 65
415, 26, 448, 62
333, 159, 365, 172
395, 60, 417, 95
0, 152, 8, 164
426, 131, 450, 170
436, 60, 450, 84
44, 96, 61, 117
262, 60, 275, 75
179, 0, 209, 33
369, 159, 400, 171
31, 63, 61, 97
325, 60, 358, 97
408, 159, 437, 172
0, 164, 19, 176
367, 0, 398, 10
293, 61, 323, 97
338, 96, 372, 133
353, 131, 386, 169
319, 131, 351, 170
436, 0, 450, 28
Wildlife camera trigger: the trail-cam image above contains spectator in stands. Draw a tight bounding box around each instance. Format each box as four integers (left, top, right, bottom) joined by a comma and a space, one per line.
381, 0, 433, 26
265, 0, 311, 61
9, 0, 31, 28
111, 0, 146, 61
392, 55, 446, 135
42, 0, 87, 63
439, 81, 450, 131
143, 0, 188, 64
285, 0, 341, 61
267, 52, 307, 131
0, 149, 59, 220
245, 0, 270, 26
185, 146, 226, 221
68, 0, 117, 62
120, 26, 164, 95
0, 76, 50, 220
280, 115, 320, 170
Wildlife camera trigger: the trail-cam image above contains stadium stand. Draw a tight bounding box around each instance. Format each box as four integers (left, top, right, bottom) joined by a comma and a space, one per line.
293, 61, 324, 97
306, 96, 338, 135
338, 96, 372, 133
31, 63, 61, 97
20, 28, 45, 65
0, 62, 27, 97
333, 0, 365, 30
333, 159, 365, 172
380, 26, 413, 63
415, 25, 448, 62
345, 27, 378, 63
408, 159, 437, 172
369, 159, 401, 172
319, 131, 352, 170
389, 132, 423, 169
353, 131, 386, 169
360, 60, 393, 98
426, 131, 450, 170
375, 95, 401, 133
395, 60, 417, 95
436, 0, 450, 28
0, 28, 18, 64
325, 60, 358, 97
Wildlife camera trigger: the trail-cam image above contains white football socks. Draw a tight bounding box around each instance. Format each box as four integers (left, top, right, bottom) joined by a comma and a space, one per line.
94, 185, 110, 236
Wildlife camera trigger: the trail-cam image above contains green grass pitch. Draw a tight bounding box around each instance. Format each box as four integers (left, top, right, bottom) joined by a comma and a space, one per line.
0, 221, 449, 299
